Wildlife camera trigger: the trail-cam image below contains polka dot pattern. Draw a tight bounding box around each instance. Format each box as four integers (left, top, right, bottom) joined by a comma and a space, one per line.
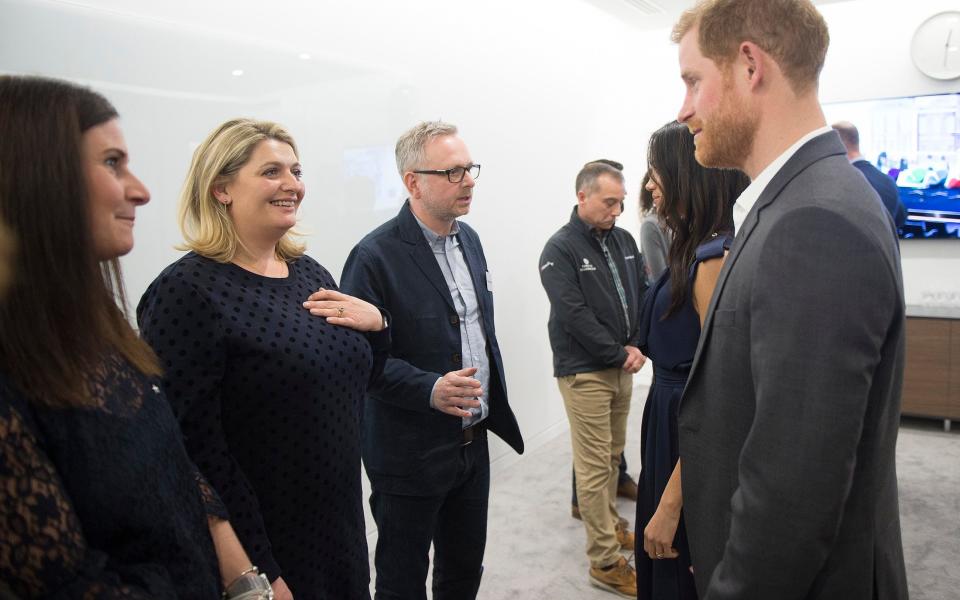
137, 252, 374, 600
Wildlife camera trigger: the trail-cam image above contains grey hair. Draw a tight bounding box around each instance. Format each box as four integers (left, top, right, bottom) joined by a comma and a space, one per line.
575, 161, 625, 195
395, 121, 459, 176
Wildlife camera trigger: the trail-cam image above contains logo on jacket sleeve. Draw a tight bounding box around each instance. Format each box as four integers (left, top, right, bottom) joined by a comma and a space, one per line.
579, 258, 597, 272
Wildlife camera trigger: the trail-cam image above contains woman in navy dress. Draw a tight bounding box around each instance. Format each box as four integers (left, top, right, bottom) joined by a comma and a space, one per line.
634, 121, 750, 600
138, 119, 388, 600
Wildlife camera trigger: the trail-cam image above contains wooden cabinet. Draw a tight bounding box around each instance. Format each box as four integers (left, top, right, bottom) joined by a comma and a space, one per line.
901, 317, 960, 424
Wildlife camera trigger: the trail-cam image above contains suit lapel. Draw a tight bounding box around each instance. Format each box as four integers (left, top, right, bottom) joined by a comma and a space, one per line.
684, 131, 847, 386
409, 243, 456, 311
458, 230, 489, 315
398, 200, 456, 312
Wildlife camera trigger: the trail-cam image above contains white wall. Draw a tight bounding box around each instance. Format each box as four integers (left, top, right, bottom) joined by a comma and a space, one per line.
2, 0, 958, 465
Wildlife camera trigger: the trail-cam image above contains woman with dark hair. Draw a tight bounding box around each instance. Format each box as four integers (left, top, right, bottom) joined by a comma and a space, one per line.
634, 121, 749, 600
137, 118, 388, 600
0, 75, 266, 599
639, 170, 672, 287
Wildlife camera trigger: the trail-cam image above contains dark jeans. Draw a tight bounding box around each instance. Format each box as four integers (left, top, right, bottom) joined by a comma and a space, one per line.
370, 435, 489, 600
571, 452, 630, 505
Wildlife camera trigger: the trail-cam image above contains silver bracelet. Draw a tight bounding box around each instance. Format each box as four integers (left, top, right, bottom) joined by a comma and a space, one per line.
223, 567, 273, 600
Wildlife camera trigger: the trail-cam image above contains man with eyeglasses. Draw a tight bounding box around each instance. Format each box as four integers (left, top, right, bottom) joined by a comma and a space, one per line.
538, 160, 647, 597
340, 121, 523, 600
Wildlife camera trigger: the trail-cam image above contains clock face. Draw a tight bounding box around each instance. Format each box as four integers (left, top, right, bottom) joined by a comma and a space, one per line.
911, 11, 960, 80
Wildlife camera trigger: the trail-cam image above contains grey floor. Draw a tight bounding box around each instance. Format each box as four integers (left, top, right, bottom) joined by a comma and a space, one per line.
366, 386, 960, 599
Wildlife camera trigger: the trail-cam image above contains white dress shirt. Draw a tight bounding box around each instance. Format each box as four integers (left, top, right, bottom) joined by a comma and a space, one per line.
732, 126, 835, 233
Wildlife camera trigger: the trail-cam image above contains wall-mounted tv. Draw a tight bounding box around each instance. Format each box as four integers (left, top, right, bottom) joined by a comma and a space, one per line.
824, 92, 959, 240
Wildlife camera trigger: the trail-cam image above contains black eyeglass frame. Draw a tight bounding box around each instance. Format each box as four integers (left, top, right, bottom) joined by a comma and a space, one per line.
412, 164, 481, 183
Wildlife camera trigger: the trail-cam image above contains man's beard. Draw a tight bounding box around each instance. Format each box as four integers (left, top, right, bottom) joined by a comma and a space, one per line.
693, 82, 759, 170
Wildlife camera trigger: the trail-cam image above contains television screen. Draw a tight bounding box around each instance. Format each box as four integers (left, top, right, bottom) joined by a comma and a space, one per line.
824, 93, 960, 239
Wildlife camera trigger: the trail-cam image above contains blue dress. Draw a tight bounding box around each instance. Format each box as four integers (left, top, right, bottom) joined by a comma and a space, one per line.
635, 234, 732, 600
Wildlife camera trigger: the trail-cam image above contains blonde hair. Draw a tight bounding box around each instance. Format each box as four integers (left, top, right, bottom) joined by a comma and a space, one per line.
672, 0, 829, 96
395, 121, 458, 176
179, 118, 305, 262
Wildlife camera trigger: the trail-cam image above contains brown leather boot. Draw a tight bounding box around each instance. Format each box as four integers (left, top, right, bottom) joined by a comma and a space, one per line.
589, 556, 637, 597
617, 477, 638, 501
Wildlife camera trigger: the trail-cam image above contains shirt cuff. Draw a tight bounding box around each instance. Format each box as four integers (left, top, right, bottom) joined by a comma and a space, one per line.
429, 376, 442, 410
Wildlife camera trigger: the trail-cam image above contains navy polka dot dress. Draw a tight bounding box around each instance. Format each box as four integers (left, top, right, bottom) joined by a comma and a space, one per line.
137, 252, 386, 600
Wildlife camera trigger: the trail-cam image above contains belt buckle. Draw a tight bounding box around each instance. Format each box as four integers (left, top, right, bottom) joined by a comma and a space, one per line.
462, 424, 478, 446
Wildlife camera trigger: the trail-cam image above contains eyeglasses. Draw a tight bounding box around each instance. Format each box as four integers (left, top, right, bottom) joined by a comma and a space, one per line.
412, 164, 481, 183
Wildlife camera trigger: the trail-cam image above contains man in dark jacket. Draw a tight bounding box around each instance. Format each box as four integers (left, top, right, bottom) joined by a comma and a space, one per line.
341, 121, 523, 600
832, 120, 907, 228
538, 160, 647, 597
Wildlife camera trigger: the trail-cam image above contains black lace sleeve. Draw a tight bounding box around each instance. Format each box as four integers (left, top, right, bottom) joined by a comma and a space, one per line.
194, 468, 229, 520
0, 395, 153, 599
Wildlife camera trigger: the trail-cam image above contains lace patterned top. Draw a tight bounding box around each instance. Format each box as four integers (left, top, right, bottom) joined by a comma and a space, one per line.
0, 354, 223, 599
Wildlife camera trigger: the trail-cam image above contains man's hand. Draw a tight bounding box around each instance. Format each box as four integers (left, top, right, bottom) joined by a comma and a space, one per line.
622, 345, 646, 373
431, 367, 483, 418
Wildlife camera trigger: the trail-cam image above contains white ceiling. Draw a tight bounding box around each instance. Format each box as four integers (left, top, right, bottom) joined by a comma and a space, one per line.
580, 0, 855, 32
0, 0, 858, 100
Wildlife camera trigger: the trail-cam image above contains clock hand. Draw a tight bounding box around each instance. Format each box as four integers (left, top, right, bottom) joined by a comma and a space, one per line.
947, 30, 953, 68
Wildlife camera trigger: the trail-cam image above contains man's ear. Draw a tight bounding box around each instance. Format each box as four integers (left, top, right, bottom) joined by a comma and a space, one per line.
403, 171, 421, 199
576, 189, 586, 206
738, 41, 765, 90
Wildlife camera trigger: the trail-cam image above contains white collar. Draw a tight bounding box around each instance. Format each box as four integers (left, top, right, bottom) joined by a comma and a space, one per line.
733, 125, 834, 233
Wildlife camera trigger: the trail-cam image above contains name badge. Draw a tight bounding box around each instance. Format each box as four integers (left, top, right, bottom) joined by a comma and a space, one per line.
486, 271, 493, 292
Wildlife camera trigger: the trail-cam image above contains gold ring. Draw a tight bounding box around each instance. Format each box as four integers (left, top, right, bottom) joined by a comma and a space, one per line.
656, 552, 664, 559
337, 307, 344, 318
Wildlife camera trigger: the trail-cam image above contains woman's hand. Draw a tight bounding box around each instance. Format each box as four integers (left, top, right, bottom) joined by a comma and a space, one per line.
271, 576, 293, 600
303, 288, 385, 332
643, 503, 681, 561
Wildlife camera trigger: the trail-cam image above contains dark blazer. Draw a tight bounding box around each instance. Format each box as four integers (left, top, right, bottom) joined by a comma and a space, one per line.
679, 131, 908, 600
853, 159, 907, 229
340, 200, 524, 496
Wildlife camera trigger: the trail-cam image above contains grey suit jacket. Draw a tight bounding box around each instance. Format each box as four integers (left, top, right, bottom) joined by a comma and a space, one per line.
679, 131, 908, 600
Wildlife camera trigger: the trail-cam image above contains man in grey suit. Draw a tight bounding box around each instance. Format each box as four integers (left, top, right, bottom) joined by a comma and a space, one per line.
670, 1, 908, 598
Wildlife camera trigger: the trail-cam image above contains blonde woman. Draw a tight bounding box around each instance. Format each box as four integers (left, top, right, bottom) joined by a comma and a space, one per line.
138, 119, 387, 600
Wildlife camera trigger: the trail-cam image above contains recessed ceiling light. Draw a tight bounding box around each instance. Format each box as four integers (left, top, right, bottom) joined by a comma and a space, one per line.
299, 53, 311, 60
231, 69, 244, 77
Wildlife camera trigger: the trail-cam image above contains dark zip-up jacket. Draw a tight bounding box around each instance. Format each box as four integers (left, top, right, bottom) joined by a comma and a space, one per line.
539, 206, 648, 377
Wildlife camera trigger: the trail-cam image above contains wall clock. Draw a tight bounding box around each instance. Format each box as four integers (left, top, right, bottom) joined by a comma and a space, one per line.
911, 11, 960, 80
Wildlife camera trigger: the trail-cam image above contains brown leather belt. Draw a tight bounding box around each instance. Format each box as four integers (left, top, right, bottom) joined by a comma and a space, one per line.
462, 422, 485, 446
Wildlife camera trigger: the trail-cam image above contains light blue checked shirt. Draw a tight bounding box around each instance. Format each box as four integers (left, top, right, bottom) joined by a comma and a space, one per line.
414, 214, 490, 428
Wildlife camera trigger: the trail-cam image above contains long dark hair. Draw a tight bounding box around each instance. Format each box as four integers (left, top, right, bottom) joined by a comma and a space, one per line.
0, 75, 160, 407
647, 121, 749, 318
639, 171, 654, 215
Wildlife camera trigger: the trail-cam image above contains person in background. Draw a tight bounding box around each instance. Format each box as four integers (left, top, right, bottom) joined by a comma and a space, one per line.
0, 75, 264, 599
634, 120, 749, 600
340, 121, 524, 600
639, 170, 672, 287
539, 160, 647, 597
138, 118, 388, 600
673, 1, 907, 597
832, 121, 907, 228
571, 159, 639, 523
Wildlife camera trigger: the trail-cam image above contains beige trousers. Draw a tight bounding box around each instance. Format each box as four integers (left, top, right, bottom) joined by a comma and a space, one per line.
558, 368, 632, 568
